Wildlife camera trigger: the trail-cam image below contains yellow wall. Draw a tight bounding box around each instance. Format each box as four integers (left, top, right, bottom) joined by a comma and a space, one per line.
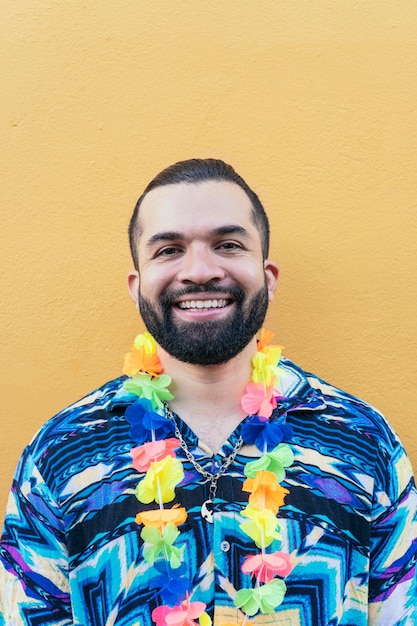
1, 1, 416, 524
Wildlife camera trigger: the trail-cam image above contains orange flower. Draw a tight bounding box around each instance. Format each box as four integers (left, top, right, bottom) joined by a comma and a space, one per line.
123, 345, 163, 377
136, 506, 187, 530
242, 471, 289, 514
257, 328, 275, 351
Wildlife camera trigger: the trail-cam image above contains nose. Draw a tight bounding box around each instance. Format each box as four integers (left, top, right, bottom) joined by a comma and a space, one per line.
176, 245, 226, 284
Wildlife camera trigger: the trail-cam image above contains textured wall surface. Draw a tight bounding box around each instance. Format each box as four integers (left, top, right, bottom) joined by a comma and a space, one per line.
1, 1, 416, 524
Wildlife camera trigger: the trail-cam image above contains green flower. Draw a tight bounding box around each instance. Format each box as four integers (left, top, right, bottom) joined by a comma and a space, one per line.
124, 373, 173, 409
244, 443, 294, 481
234, 579, 287, 615
141, 523, 185, 568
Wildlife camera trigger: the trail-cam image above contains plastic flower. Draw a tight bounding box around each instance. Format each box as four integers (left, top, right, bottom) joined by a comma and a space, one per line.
125, 399, 175, 445
242, 552, 292, 583
152, 597, 208, 626
240, 506, 281, 548
123, 332, 162, 376
131, 438, 180, 472
243, 471, 289, 514
136, 456, 184, 504
251, 347, 282, 388
124, 373, 174, 409
121, 329, 293, 623
241, 381, 277, 419
241, 415, 293, 452
234, 578, 287, 615
123, 345, 163, 377
244, 443, 294, 481
141, 523, 185, 568
199, 613, 212, 626
256, 328, 276, 352
150, 562, 190, 605
136, 506, 187, 530
133, 331, 158, 353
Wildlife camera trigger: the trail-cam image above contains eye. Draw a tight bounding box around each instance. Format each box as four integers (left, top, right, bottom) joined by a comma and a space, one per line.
216, 241, 243, 251
156, 246, 183, 257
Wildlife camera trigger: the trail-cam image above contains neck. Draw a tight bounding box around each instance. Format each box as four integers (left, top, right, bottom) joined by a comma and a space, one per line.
157, 339, 257, 452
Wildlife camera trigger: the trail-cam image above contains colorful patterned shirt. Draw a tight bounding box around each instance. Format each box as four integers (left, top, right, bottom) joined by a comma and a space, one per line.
1, 358, 416, 625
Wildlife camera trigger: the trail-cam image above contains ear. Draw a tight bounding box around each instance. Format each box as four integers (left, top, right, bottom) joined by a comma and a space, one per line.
127, 270, 140, 308
263, 259, 279, 301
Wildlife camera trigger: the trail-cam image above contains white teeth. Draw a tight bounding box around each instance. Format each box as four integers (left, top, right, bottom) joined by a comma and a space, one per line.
178, 299, 228, 310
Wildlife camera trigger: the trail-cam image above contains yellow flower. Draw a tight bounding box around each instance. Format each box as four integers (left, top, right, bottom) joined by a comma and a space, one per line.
240, 506, 281, 549
136, 456, 184, 505
251, 347, 282, 387
199, 612, 212, 626
133, 332, 158, 354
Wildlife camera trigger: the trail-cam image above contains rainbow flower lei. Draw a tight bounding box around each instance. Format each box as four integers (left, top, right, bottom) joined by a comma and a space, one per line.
122, 329, 294, 625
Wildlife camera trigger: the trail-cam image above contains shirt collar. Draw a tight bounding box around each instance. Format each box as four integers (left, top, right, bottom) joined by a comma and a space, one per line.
109, 358, 327, 414
277, 357, 327, 413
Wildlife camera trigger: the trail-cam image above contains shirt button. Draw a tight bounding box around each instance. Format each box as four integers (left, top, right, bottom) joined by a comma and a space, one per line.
220, 540, 230, 552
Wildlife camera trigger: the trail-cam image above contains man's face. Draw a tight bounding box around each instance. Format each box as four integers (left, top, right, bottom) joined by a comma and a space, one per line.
128, 181, 278, 365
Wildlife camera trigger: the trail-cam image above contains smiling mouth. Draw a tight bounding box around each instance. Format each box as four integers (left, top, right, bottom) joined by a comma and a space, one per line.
177, 298, 230, 310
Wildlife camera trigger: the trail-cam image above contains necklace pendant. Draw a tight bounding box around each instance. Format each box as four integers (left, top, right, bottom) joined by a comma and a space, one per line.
201, 499, 214, 523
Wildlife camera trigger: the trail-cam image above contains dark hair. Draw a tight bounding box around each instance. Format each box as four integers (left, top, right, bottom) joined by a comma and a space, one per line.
128, 158, 270, 269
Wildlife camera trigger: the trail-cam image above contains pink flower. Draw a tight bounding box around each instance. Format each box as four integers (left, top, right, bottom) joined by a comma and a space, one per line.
242, 552, 292, 583
241, 382, 277, 418
131, 438, 180, 472
152, 597, 207, 626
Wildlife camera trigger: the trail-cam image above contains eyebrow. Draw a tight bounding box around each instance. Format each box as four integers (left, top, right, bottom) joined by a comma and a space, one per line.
146, 224, 250, 248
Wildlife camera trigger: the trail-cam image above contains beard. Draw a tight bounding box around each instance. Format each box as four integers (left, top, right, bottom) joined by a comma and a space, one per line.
138, 282, 269, 365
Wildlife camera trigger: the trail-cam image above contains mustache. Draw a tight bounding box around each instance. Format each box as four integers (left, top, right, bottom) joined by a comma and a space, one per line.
160, 283, 245, 306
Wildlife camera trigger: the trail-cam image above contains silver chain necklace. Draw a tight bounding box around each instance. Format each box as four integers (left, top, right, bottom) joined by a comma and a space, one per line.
164, 403, 244, 523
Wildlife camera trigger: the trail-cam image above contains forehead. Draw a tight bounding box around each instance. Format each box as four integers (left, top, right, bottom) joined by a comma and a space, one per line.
137, 180, 256, 241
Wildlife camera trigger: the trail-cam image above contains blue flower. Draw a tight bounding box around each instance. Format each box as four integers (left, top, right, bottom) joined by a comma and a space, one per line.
241, 415, 293, 452
150, 561, 190, 605
125, 399, 174, 445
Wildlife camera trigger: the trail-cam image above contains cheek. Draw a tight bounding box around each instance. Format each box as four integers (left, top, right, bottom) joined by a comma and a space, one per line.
138, 268, 173, 299
237, 266, 267, 288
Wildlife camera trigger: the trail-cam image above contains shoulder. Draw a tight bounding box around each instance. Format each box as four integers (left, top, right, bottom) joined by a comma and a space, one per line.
282, 358, 415, 496
281, 359, 416, 518
22, 376, 133, 475
280, 357, 413, 482
281, 357, 397, 442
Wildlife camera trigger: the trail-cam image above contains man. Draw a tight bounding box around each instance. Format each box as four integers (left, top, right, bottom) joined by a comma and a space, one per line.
1, 158, 416, 625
